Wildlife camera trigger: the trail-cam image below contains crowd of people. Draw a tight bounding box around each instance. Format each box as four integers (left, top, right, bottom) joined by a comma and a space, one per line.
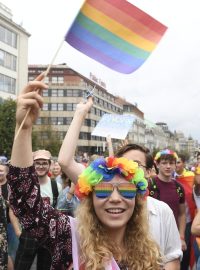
1, 74, 200, 269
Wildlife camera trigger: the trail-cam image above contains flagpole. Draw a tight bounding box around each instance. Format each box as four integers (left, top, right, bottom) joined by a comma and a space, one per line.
14, 38, 65, 141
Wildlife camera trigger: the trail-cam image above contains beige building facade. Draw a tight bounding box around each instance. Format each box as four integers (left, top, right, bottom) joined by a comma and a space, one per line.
29, 64, 144, 154
0, 2, 30, 100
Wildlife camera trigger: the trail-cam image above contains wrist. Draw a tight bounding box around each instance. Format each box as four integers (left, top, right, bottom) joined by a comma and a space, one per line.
180, 235, 185, 240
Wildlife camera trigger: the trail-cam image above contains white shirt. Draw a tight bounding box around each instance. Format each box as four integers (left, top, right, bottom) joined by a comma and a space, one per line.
147, 196, 182, 263
40, 177, 62, 206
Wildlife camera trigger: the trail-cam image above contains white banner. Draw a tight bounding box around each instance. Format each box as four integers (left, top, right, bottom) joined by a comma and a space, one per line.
91, 114, 135, 140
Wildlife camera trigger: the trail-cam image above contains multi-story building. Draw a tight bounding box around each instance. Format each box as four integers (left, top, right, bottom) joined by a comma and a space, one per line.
0, 2, 30, 100
117, 98, 145, 145
145, 119, 168, 151
176, 131, 188, 153
29, 64, 126, 154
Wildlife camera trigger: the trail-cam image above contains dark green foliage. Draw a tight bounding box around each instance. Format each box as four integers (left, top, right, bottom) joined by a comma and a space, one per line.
0, 99, 16, 158
0, 98, 62, 158
32, 126, 62, 157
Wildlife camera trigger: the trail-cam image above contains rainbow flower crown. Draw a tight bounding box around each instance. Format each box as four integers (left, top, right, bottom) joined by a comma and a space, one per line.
154, 149, 178, 161
75, 156, 148, 199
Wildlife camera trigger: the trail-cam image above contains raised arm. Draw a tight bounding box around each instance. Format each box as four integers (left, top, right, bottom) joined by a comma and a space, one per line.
106, 135, 114, 156
11, 74, 46, 167
58, 97, 93, 183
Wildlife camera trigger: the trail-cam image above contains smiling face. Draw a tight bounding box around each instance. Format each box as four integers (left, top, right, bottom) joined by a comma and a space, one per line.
92, 175, 136, 232
34, 159, 50, 177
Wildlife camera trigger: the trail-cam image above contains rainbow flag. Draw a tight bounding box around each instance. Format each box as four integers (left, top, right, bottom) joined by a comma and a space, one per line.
65, 0, 167, 74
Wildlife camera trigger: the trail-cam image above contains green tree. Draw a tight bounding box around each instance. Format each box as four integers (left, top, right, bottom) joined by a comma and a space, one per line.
0, 99, 16, 158
33, 125, 62, 157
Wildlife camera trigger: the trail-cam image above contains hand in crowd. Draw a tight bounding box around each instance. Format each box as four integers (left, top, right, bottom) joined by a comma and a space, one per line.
181, 239, 187, 252
75, 96, 93, 116
119, 138, 129, 148
16, 73, 48, 129
69, 183, 75, 195
106, 135, 112, 144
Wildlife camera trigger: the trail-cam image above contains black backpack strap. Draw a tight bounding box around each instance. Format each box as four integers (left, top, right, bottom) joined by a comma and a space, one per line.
50, 179, 59, 208
174, 180, 184, 199
148, 177, 160, 200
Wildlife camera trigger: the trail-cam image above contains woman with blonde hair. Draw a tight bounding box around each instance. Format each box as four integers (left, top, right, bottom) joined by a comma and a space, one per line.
7, 75, 163, 269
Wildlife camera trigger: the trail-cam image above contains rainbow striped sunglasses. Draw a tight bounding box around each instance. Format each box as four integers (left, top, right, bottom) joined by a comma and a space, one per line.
93, 182, 137, 199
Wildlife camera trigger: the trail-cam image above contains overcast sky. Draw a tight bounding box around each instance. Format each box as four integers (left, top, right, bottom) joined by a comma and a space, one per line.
2, 0, 200, 141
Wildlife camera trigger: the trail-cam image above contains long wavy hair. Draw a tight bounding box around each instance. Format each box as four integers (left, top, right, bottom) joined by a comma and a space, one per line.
75, 194, 163, 269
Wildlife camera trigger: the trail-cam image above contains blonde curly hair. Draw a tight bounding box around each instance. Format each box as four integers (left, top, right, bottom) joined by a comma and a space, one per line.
75, 194, 163, 269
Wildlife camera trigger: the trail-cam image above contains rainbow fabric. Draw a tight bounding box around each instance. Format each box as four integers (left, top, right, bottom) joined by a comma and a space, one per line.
65, 0, 167, 74
176, 169, 196, 268
154, 149, 178, 161
75, 156, 147, 199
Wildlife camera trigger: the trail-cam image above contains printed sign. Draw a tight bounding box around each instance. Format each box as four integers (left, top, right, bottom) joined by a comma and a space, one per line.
91, 114, 135, 140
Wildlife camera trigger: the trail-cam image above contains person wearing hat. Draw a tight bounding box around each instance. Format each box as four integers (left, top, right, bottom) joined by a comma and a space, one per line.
14, 149, 62, 270
148, 149, 186, 252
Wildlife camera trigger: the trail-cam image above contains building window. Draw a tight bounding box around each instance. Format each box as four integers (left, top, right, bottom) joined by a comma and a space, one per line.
0, 73, 16, 94
58, 103, 64, 111
66, 103, 73, 111
91, 120, 96, 127
36, 118, 42, 125
51, 76, 64, 84
51, 89, 57, 97
91, 107, 95, 115
0, 51, 9, 70
96, 109, 101, 116
73, 89, 81, 97
99, 99, 103, 106
50, 117, 57, 125
84, 119, 90, 126
66, 117, 73, 125
42, 89, 49, 97
51, 103, 57, 111
42, 117, 49, 125
0, 25, 17, 48
44, 77, 49, 83
79, 132, 91, 140
42, 104, 48, 111
58, 77, 64, 84
51, 77, 58, 84
0, 50, 3, 66
66, 90, 73, 96
73, 103, 77, 111
58, 117, 64, 125
58, 89, 64, 97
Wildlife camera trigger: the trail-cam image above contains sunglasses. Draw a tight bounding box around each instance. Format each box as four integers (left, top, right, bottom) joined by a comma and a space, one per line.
93, 182, 137, 199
